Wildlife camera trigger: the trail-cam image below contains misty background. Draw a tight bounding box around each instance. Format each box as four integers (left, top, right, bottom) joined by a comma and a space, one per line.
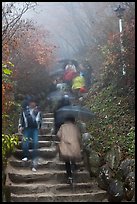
22, 2, 120, 63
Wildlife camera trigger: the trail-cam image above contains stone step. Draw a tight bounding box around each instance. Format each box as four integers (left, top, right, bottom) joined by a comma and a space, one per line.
8, 169, 91, 184
40, 128, 54, 134
42, 118, 54, 122
11, 191, 107, 202
17, 141, 52, 149
43, 113, 54, 118
6, 112, 109, 202
42, 121, 54, 125
13, 147, 57, 160
18, 134, 58, 142
9, 182, 99, 195
9, 157, 85, 171
41, 124, 54, 129
38, 135, 58, 141
41, 122, 54, 128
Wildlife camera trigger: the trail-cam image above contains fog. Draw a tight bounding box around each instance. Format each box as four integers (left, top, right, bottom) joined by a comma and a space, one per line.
22, 2, 120, 60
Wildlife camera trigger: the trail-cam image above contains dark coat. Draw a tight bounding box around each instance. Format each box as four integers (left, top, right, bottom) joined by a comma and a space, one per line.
49, 83, 57, 92
18, 106, 42, 129
54, 97, 71, 134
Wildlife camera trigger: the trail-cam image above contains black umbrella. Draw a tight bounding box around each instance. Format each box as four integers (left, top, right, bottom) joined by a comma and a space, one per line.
56, 105, 95, 121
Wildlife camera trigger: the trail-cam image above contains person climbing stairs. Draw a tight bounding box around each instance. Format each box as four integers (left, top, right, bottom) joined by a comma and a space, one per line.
5, 112, 107, 202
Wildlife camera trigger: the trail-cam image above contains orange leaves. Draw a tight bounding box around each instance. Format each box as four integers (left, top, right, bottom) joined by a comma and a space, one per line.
14, 23, 55, 67
2, 82, 12, 113
99, 5, 135, 89
2, 43, 10, 63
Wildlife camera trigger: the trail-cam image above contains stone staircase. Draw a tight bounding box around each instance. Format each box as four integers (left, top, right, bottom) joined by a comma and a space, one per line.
5, 112, 107, 202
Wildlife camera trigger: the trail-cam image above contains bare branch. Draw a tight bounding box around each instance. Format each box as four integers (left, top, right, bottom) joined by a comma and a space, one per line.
2, 2, 37, 43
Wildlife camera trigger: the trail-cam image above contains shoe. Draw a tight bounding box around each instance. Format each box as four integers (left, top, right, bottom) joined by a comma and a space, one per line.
67, 177, 73, 185
22, 157, 28, 161
32, 167, 37, 172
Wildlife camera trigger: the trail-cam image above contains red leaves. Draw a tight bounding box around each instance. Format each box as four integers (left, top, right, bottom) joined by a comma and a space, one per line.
2, 81, 13, 113
14, 23, 56, 67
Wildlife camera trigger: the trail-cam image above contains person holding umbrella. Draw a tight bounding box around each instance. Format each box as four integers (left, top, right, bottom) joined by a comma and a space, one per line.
53, 95, 71, 135
56, 105, 95, 122
57, 115, 82, 185
49, 79, 57, 93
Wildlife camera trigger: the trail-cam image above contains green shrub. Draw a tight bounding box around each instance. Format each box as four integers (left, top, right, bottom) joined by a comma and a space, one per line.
85, 85, 135, 158
2, 134, 19, 168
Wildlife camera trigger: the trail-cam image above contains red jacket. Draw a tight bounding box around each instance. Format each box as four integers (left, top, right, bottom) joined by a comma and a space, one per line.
63, 69, 77, 81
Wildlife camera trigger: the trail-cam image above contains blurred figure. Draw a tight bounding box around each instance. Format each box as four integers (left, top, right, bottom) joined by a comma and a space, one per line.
57, 116, 82, 184
21, 95, 32, 110
71, 71, 86, 98
56, 77, 68, 91
79, 63, 92, 89
63, 66, 77, 90
49, 79, 57, 93
64, 60, 77, 72
48, 79, 58, 112
54, 95, 71, 135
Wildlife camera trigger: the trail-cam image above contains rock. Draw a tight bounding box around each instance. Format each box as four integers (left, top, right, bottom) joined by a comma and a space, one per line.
77, 122, 87, 133
105, 145, 121, 170
88, 150, 101, 168
82, 132, 92, 150
108, 180, 124, 202
83, 148, 103, 177
90, 166, 99, 177
124, 187, 134, 201
97, 164, 113, 190
124, 171, 135, 201
82, 132, 91, 143
125, 171, 135, 188
117, 159, 135, 181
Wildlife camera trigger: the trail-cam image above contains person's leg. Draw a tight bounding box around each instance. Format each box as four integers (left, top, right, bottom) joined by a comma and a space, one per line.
71, 161, 77, 172
22, 128, 30, 159
54, 115, 58, 135
55, 123, 61, 135
32, 128, 39, 167
65, 161, 72, 178
54, 123, 58, 135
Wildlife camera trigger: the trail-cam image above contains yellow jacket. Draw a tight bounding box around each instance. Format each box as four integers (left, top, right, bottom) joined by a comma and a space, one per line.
72, 76, 85, 90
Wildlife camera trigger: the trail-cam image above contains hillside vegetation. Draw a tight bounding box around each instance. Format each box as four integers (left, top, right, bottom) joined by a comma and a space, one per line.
85, 84, 135, 158
84, 3, 135, 159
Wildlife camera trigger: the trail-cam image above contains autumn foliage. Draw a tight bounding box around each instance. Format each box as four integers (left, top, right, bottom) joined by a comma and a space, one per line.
8, 22, 56, 96
85, 3, 135, 158
99, 7, 135, 92
2, 3, 56, 169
